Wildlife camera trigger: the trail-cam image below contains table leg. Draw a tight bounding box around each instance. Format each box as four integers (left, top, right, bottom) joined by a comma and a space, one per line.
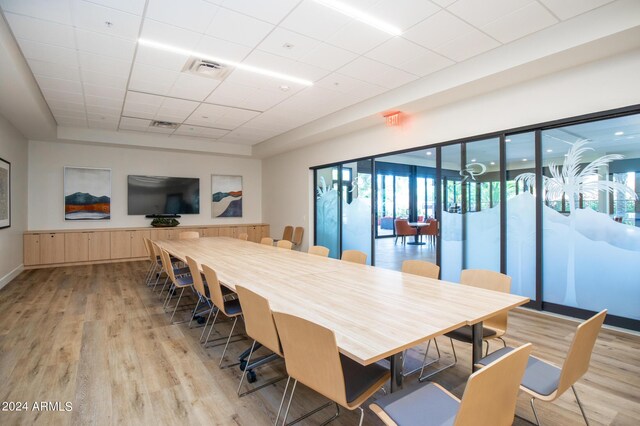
389, 352, 404, 393
472, 322, 483, 372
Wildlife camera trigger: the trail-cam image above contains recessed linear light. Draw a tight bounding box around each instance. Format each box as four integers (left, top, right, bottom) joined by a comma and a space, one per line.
471, 158, 476, 162
615, 131, 624, 136
426, 152, 432, 156
138, 38, 313, 86
546, 149, 553, 153
505, 138, 511, 142
522, 158, 528, 162
313, 0, 402, 36
490, 161, 496, 165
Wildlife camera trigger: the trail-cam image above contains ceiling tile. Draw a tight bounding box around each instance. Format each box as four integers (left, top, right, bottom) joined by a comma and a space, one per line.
432, 29, 500, 62
85, 95, 124, 109
47, 99, 86, 112
120, 117, 151, 130
257, 27, 321, 60
538, 0, 613, 20
4, 13, 76, 48
28, 59, 81, 80
338, 57, 417, 89
83, 84, 126, 100
75, 29, 136, 61
42, 88, 85, 104
129, 63, 179, 95
174, 124, 229, 138
371, 0, 441, 32
86, 0, 146, 15
146, 0, 218, 32
195, 35, 253, 62
78, 52, 132, 78
399, 48, 454, 76
279, 0, 350, 40
35, 75, 83, 93
17, 38, 78, 67
242, 50, 330, 83
147, 126, 175, 134
482, 2, 558, 44
403, 10, 474, 50
0, 0, 72, 25
431, 0, 456, 6
185, 103, 260, 129
158, 97, 199, 116
87, 113, 119, 122
139, 18, 202, 50
135, 45, 190, 72
206, 80, 293, 111
216, 0, 300, 25
298, 42, 357, 71
56, 116, 88, 127
81, 70, 128, 90
326, 20, 393, 54
168, 74, 221, 101
72, 0, 142, 40
447, 0, 531, 28
315, 72, 387, 98
86, 104, 122, 117
366, 37, 430, 68
88, 119, 119, 130
205, 7, 274, 48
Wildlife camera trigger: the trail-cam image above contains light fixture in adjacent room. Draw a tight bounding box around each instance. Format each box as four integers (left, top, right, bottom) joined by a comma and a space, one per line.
547, 149, 553, 152
138, 39, 313, 86
522, 158, 528, 162
490, 161, 496, 165
615, 131, 624, 136
426, 152, 432, 156
505, 138, 511, 142
313, 0, 402, 36
471, 158, 476, 162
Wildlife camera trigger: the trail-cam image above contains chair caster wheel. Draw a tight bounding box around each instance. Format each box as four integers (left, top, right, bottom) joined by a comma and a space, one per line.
196, 316, 205, 324
247, 370, 257, 383
240, 360, 247, 371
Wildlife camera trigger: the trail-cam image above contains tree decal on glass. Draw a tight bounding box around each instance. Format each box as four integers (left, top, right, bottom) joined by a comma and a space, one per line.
516, 139, 637, 306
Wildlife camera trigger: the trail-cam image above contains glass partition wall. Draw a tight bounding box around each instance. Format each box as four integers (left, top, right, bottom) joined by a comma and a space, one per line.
313, 106, 640, 330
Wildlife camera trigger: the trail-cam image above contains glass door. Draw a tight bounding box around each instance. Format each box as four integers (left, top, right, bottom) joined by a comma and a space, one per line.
376, 174, 394, 237
315, 166, 339, 259
342, 160, 373, 264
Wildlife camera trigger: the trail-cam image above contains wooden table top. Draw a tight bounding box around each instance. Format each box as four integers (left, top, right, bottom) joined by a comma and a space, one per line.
157, 237, 529, 365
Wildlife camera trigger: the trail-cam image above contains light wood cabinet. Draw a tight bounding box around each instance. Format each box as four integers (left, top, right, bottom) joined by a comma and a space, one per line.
111, 231, 132, 259
24, 224, 269, 268
88, 232, 111, 261
65, 233, 89, 263
39, 233, 65, 264
24, 234, 40, 266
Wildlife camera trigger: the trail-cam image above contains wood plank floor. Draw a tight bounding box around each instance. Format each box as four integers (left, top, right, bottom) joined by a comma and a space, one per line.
0, 262, 638, 425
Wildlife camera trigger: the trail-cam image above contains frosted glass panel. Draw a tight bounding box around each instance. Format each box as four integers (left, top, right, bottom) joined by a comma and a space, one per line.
342, 161, 372, 265
441, 145, 462, 282
315, 166, 339, 259
541, 114, 640, 319
506, 132, 536, 300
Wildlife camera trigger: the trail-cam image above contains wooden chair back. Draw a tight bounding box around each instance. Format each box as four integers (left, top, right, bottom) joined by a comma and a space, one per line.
556, 310, 607, 396
237, 232, 249, 241
179, 231, 200, 240
276, 240, 293, 250
460, 269, 511, 333
236, 285, 282, 357
292, 227, 304, 245
394, 219, 416, 236
455, 344, 532, 426
282, 226, 294, 242
341, 250, 367, 265
308, 245, 330, 257
144, 237, 156, 261
272, 312, 348, 406
402, 260, 440, 279
151, 240, 162, 258
201, 264, 226, 313
260, 237, 274, 246
185, 256, 206, 298
159, 249, 177, 282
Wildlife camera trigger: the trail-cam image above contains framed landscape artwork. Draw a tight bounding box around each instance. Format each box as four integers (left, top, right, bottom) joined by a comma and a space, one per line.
211, 175, 242, 218
0, 157, 10, 229
64, 167, 111, 220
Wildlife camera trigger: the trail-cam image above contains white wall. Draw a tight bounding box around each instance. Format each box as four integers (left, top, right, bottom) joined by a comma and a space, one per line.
262, 49, 640, 251
28, 140, 262, 230
0, 114, 28, 288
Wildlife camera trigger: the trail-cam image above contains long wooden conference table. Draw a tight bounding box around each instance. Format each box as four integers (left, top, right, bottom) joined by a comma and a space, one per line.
157, 237, 529, 392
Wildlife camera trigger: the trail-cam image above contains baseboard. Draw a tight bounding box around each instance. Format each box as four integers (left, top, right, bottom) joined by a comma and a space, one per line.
0, 264, 24, 291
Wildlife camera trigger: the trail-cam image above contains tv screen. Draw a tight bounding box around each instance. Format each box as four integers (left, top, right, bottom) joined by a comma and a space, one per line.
128, 175, 200, 215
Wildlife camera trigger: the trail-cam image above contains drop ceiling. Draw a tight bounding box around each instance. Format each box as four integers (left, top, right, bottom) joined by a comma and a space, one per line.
0, 0, 624, 149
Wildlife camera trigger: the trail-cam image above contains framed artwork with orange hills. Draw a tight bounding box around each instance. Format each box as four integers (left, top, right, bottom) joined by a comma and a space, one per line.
64, 166, 111, 220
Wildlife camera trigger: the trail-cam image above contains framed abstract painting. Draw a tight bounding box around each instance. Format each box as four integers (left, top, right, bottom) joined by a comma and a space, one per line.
64, 166, 111, 220
211, 175, 242, 218
0, 157, 10, 229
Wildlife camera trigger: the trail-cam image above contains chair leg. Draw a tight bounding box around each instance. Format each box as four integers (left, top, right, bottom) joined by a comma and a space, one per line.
418, 337, 457, 382
219, 316, 239, 367
169, 288, 185, 322
237, 340, 257, 396
530, 398, 541, 426
201, 307, 216, 342
189, 296, 202, 328
275, 376, 291, 425
281, 379, 298, 426
357, 407, 364, 426
572, 385, 590, 426
204, 310, 220, 344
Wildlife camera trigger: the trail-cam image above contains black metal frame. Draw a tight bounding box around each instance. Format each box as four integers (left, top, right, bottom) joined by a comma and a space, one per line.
0, 156, 10, 230
311, 103, 640, 331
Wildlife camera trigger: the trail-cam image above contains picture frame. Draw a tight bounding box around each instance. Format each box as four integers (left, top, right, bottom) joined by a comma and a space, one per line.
64, 166, 111, 220
211, 174, 243, 218
0, 157, 10, 229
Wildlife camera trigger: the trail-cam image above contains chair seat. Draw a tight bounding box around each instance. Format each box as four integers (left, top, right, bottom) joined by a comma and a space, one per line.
445, 325, 497, 343
223, 298, 242, 316
372, 382, 459, 426
340, 354, 389, 404
477, 346, 561, 396
174, 275, 193, 287
173, 266, 191, 276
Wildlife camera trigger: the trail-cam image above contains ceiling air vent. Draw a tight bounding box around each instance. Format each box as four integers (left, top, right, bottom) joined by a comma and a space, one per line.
151, 120, 178, 129
183, 57, 232, 81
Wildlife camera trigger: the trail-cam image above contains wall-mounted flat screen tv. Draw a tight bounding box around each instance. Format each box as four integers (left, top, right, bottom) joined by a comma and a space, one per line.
128, 175, 200, 215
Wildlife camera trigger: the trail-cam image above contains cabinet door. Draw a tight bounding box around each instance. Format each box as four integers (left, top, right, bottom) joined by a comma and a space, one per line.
65, 233, 89, 263
218, 227, 233, 237
203, 227, 219, 237
40, 233, 65, 264
131, 230, 151, 258
261, 225, 271, 240
24, 234, 41, 266
88, 232, 111, 261
235, 226, 247, 239
150, 229, 170, 241
247, 226, 259, 242
110, 231, 132, 259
